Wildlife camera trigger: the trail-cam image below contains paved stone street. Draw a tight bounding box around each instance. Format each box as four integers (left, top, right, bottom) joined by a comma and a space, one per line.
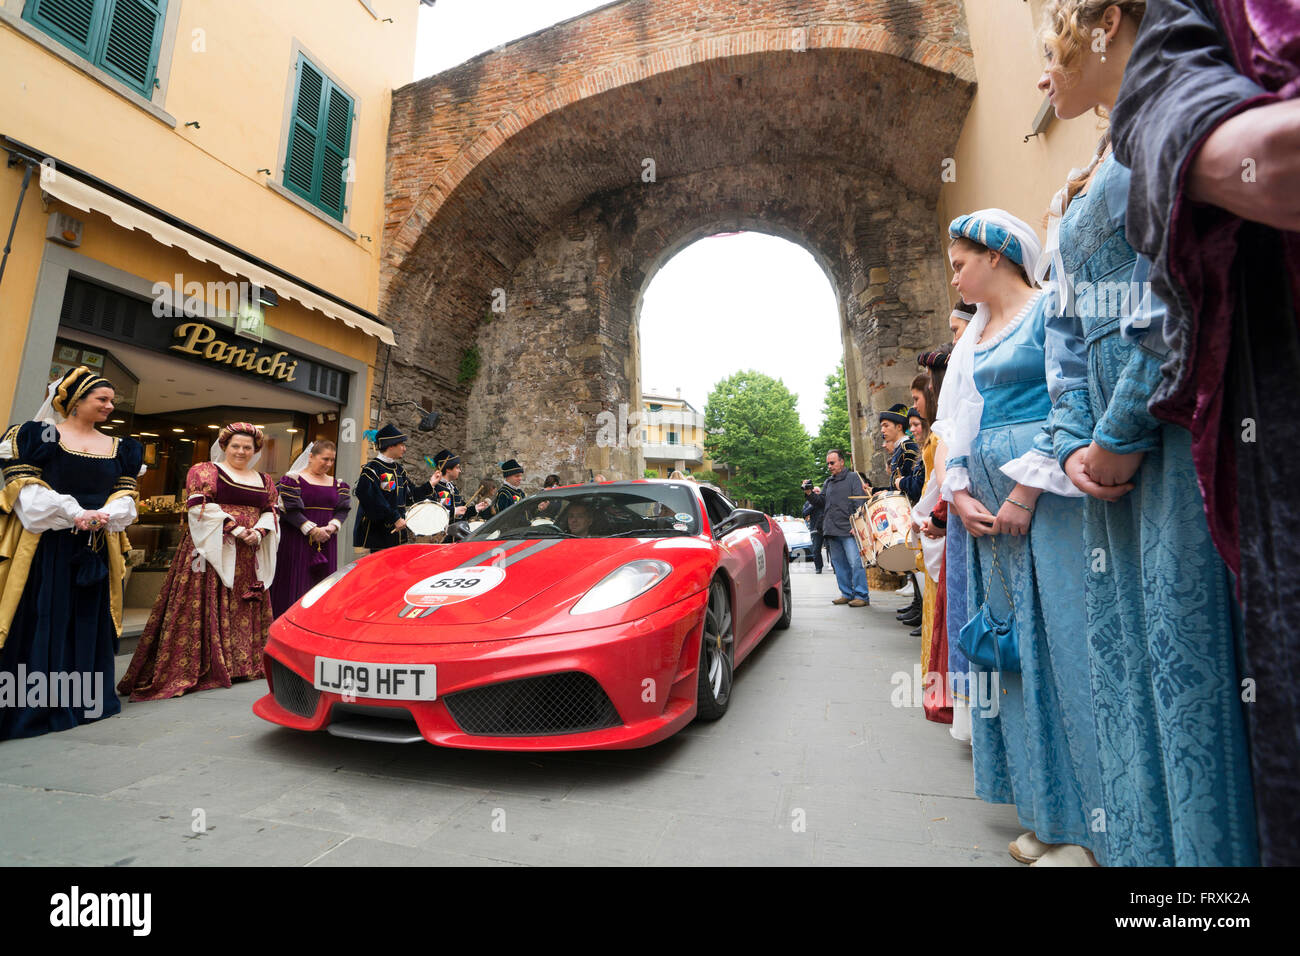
0, 567, 1022, 866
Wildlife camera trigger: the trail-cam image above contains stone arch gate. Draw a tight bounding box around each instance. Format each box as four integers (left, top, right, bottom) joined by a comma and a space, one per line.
382, 0, 975, 486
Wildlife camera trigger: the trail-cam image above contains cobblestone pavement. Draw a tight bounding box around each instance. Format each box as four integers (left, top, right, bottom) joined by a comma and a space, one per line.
0, 565, 1023, 865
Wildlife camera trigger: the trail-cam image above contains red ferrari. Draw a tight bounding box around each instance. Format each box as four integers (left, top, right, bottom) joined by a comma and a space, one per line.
253, 480, 792, 750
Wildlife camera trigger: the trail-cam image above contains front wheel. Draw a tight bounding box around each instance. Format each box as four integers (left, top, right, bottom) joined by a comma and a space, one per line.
774, 553, 792, 630
695, 579, 734, 721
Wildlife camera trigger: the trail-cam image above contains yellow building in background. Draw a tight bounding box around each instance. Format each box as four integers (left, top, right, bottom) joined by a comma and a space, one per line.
639, 388, 734, 480
0, 0, 425, 548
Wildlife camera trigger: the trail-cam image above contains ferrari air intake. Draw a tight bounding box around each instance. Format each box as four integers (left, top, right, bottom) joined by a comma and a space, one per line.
443, 672, 621, 736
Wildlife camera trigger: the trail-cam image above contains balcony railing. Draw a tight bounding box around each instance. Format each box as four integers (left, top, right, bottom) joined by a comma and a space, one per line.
642, 442, 703, 464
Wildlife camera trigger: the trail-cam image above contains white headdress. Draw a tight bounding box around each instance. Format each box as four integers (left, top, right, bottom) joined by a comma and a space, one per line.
286, 441, 316, 477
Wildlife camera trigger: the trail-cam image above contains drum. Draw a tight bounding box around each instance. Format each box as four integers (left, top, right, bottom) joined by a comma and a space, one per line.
465, 519, 486, 534
405, 500, 449, 538
850, 503, 876, 567
867, 490, 916, 573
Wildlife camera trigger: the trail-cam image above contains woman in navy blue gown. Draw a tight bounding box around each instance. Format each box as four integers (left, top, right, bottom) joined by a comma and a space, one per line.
0, 366, 142, 739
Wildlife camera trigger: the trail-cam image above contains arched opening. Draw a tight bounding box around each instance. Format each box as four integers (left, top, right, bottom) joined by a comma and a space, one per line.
636, 231, 844, 509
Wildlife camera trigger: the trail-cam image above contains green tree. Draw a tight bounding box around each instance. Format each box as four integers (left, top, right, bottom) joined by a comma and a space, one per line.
703, 370, 811, 514
811, 360, 853, 481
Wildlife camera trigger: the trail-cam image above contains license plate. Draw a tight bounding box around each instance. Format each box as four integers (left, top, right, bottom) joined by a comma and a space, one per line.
313, 657, 437, 701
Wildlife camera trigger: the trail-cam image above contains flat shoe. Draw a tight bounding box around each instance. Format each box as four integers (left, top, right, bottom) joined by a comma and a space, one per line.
1008, 831, 1052, 864
1031, 843, 1099, 867
832, 597, 850, 605
848, 599, 868, 607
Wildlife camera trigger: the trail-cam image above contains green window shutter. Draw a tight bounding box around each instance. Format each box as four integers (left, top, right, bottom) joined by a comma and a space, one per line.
97, 0, 166, 96
23, 0, 105, 59
24, 0, 165, 97
317, 85, 353, 218
283, 55, 353, 222
284, 56, 324, 203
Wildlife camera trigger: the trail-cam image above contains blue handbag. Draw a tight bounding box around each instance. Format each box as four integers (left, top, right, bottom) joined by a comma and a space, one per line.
957, 538, 1021, 673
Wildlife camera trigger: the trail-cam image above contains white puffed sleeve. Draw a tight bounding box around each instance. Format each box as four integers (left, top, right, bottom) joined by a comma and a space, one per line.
1000, 449, 1085, 498
102, 495, 139, 532
188, 503, 237, 589
13, 484, 83, 532
253, 509, 279, 587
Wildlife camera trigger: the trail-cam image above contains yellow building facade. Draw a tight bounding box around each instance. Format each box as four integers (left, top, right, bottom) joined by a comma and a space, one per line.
0, 0, 422, 566
639, 389, 733, 480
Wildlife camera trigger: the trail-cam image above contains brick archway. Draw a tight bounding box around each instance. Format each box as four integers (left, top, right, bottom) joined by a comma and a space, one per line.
382, 0, 974, 486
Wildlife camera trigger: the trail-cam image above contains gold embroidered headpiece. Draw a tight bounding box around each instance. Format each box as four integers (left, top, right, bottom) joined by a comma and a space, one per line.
52, 366, 113, 418
217, 422, 264, 451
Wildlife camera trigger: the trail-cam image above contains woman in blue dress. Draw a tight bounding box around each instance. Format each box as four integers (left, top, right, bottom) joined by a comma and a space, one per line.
0, 366, 143, 739
935, 210, 1102, 866
1017, 0, 1257, 866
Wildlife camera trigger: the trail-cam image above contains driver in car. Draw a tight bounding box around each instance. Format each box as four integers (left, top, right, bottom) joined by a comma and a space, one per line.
563, 502, 594, 537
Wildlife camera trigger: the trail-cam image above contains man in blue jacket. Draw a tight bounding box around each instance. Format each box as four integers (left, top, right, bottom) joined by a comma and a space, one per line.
820, 449, 870, 607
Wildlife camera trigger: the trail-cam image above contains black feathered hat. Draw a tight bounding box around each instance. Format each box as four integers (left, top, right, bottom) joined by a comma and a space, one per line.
374, 423, 408, 451
879, 402, 909, 426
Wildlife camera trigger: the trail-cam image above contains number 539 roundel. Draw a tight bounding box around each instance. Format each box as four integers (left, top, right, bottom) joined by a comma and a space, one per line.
254, 480, 792, 750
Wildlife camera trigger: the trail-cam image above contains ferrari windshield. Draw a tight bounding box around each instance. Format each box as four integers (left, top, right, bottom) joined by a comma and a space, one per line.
466, 482, 702, 540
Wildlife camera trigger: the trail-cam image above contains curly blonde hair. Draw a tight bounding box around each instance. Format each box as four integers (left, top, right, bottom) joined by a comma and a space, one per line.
1039, 1, 1147, 209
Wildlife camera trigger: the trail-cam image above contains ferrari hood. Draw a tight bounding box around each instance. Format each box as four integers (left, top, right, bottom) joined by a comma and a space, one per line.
312, 537, 691, 641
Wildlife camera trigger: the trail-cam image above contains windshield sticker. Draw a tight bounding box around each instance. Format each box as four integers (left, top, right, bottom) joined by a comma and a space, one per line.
399, 566, 506, 619
674, 513, 693, 523
673, 522, 689, 532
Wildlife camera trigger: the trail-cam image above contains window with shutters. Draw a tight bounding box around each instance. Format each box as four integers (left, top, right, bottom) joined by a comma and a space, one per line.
283, 53, 355, 222
22, 0, 167, 97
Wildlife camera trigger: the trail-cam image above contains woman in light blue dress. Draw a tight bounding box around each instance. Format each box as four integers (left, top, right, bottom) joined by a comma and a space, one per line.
1022, 0, 1257, 866
937, 210, 1102, 864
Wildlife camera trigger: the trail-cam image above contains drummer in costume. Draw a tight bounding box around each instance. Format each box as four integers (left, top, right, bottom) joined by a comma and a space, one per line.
881, 403, 925, 505
490, 459, 526, 516
431, 449, 490, 521
0, 367, 143, 738
353, 424, 435, 551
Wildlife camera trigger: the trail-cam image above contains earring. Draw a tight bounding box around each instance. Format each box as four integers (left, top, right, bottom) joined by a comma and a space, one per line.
1100, 54, 1107, 63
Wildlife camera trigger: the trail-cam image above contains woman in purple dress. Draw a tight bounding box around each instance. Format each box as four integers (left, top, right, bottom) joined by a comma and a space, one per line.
271, 440, 351, 617
118, 423, 280, 700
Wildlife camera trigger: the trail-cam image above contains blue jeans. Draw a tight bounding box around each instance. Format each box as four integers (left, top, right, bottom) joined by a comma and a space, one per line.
826, 535, 870, 602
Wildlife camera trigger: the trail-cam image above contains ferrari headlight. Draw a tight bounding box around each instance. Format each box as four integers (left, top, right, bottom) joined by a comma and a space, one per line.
571, 560, 672, 615
298, 561, 356, 610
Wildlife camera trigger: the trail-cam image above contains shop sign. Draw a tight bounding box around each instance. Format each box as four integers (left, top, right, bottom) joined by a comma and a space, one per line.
170, 321, 297, 382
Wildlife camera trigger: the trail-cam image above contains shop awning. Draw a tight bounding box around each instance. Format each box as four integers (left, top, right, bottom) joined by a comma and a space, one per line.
38, 168, 396, 346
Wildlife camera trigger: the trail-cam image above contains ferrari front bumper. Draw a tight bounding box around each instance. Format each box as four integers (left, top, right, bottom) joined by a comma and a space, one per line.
253, 589, 709, 751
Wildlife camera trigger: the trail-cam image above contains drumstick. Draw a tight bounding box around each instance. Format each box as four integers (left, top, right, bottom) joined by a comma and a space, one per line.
465, 480, 491, 507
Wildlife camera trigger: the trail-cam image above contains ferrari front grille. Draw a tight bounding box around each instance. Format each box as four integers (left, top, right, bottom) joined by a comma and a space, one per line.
442, 672, 621, 737
270, 657, 320, 719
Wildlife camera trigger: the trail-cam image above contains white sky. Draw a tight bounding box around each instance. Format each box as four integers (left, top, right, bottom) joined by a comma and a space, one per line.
639, 234, 841, 433
414, 2, 845, 434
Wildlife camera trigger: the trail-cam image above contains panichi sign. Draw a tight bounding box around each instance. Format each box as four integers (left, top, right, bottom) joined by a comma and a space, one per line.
169, 321, 298, 382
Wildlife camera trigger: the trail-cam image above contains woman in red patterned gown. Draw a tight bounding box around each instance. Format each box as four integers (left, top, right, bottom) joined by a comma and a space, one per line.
118, 423, 279, 700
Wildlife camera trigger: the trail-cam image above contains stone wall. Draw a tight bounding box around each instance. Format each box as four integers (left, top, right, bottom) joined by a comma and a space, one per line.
382, 0, 974, 491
